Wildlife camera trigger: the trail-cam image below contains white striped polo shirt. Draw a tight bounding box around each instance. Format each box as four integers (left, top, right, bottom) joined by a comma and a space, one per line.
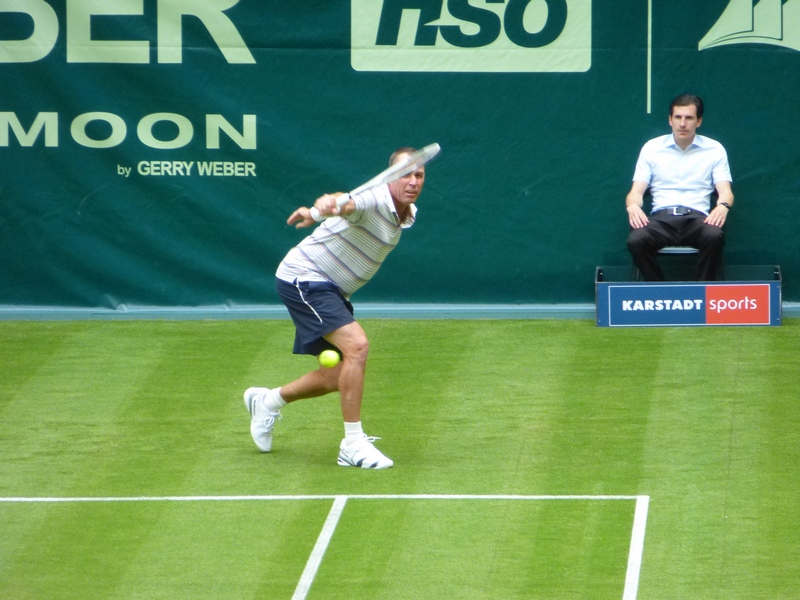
276, 184, 416, 297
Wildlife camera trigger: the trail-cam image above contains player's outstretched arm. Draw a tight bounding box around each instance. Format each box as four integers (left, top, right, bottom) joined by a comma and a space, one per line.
288, 193, 354, 229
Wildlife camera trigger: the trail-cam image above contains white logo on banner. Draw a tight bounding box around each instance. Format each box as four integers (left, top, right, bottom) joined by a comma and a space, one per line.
699, 0, 800, 51
0, 0, 255, 64
351, 0, 591, 72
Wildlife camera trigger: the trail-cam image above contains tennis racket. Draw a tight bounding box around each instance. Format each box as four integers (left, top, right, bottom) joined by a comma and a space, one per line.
310, 143, 441, 222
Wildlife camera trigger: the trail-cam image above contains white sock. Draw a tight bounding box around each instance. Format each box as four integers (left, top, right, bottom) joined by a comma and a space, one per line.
263, 388, 287, 412
344, 421, 364, 445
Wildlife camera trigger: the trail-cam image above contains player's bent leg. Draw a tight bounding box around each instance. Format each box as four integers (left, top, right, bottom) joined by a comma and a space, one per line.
325, 322, 369, 423
325, 322, 393, 469
279, 364, 342, 402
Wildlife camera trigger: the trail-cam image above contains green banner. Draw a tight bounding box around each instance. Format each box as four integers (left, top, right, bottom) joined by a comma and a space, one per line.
1, 1, 798, 308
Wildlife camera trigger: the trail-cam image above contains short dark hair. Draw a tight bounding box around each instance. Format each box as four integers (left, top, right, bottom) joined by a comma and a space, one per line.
390, 147, 417, 166
670, 94, 704, 119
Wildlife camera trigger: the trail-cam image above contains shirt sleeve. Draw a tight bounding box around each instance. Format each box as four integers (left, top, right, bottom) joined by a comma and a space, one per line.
345, 189, 378, 226
711, 147, 733, 184
346, 186, 395, 226
632, 145, 653, 184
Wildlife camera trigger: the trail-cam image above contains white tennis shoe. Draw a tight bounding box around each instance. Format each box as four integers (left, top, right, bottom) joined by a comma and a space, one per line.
243, 387, 281, 453
337, 434, 393, 469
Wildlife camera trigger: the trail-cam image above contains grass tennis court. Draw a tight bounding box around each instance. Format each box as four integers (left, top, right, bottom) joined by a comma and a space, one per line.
1, 318, 799, 598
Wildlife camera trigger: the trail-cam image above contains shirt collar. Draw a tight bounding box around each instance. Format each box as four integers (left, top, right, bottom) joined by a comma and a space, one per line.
665, 133, 704, 151
395, 203, 417, 228
383, 184, 418, 227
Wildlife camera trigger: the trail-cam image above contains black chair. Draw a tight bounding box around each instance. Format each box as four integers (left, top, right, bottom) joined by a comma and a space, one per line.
631, 246, 700, 281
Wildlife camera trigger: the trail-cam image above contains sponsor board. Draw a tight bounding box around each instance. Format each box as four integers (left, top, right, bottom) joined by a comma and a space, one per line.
351, 0, 591, 72
596, 281, 781, 327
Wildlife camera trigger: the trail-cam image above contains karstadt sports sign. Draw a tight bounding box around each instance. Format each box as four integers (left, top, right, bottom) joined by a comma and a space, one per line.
596, 281, 782, 327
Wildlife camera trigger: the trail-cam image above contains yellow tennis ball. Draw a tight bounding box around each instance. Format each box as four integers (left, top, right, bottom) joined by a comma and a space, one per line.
318, 349, 341, 368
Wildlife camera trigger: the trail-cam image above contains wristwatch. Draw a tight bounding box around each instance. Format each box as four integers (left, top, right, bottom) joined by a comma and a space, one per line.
718, 202, 731, 210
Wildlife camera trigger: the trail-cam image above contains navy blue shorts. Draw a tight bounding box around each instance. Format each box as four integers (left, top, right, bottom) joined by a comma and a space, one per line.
275, 278, 354, 356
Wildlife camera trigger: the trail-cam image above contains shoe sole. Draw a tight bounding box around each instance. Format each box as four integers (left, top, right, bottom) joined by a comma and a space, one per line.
337, 456, 393, 469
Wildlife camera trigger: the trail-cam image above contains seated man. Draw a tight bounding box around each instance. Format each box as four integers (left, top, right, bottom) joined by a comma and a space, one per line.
626, 93, 734, 281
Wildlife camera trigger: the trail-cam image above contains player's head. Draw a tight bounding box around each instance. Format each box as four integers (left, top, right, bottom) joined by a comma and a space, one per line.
669, 93, 704, 119
388, 147, 425, 211
389, 147, 417, 166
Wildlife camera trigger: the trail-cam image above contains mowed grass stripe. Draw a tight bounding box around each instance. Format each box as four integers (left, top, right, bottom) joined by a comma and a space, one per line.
0, 500, 334, 600
312, 498, 636, 599
364, 320, 525, 494
1, 323, 173, 498
531, 324, 664, 496
367, 320, 605, 496
0, 322, 76, 406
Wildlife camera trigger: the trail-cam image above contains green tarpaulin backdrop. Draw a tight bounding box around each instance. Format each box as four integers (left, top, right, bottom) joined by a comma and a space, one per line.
1, 1, 798, 308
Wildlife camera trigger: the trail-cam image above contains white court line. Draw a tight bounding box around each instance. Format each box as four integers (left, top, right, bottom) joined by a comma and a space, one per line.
292, 495, 347, 600
623, 495, 650, 600
0, 494, 641, 503
1, 493, 650, 600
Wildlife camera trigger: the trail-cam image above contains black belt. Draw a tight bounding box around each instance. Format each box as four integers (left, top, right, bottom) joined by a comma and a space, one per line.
651, 206, 698, 216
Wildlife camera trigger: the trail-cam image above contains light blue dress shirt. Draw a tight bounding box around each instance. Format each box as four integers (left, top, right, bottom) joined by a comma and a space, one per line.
633, 134, 732, 215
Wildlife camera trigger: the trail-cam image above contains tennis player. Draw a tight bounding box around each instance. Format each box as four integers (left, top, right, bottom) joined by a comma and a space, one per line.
243, 147, 427, 469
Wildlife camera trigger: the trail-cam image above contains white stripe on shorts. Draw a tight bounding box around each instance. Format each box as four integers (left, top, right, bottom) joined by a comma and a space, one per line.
295, 279, 324, 324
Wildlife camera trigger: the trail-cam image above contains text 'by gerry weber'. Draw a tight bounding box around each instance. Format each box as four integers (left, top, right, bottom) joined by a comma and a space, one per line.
117, 161, 257, 178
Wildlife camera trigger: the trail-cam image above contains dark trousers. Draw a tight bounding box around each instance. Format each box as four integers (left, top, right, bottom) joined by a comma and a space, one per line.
627, 209, 725, 281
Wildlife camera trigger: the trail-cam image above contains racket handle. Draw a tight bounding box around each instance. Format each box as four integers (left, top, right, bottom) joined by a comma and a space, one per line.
309, 194, 351, 222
